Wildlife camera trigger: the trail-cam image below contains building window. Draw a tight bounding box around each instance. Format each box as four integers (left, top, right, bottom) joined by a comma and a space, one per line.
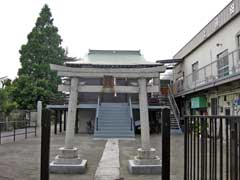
192, 61, 199, 82
217, 49, 229, 78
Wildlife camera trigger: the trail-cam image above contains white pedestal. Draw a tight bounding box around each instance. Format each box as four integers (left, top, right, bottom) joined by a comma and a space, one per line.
50, 147, 87, 174
128, 148, 162, 174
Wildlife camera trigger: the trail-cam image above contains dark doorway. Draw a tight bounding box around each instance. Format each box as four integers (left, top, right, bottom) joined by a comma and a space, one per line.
225, 107, 230, 116
211, 98, 218, 115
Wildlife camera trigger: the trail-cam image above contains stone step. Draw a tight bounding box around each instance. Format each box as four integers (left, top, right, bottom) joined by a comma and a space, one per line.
98, 121, 130, 125
96, 131, 133, 135
99, 106, 129, 109
98, 115, 129, 118
95, 125, 132, 128
98, 125, 130, 129
95, 130, 134, 133
100, 103, 128, 107
100, 107, 129, 109
97, 128, 131, 131
99, 112, 129, 116
97, 124, 130, 128
94, 133, 135, 138
98, 113, 130, 117
95, 102, 134, 138
98, 118, 130, 121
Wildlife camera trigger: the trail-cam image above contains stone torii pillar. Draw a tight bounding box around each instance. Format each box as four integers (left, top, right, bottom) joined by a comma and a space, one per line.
138, 78, 151, 150
50, 77, 87, 174
65, 77, 79, 149
128, 78, 161, 174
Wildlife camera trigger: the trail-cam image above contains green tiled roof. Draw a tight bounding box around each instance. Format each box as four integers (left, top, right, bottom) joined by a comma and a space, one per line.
83, 49, 152, 65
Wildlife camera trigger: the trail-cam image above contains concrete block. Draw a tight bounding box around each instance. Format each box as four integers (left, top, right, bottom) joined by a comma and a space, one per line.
134, 156, 161, 165
137, 148, 156, 159
128, 160, 162, 174
58, 147, 78, 158
50, 159, 87, 174
53, 155, 82, 164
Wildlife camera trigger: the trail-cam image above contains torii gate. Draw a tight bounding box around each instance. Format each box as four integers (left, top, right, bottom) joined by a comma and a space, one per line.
49, 63, 166, 174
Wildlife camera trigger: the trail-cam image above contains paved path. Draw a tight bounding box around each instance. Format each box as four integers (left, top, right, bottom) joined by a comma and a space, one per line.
95, 139, 120, 180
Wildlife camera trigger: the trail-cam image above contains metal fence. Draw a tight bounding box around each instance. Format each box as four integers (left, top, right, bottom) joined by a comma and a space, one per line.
0, 118, 37, 144
184, 115, 240, 180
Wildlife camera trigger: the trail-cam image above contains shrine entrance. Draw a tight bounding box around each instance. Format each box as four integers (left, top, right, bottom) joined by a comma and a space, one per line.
47, 63, 166, 174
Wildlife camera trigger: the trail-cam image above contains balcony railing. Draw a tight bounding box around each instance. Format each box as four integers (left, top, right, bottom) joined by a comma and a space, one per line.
174, 48, 240, 95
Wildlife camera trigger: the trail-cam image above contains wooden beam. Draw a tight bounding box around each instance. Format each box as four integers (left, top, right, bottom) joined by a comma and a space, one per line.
58, 85, 160, 93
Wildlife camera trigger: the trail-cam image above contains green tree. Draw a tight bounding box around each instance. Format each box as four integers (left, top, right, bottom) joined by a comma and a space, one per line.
13, 4, 65, 109
0, 81, 18, 126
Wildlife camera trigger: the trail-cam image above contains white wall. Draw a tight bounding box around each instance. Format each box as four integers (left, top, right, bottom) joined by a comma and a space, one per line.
180, 16, 240, 78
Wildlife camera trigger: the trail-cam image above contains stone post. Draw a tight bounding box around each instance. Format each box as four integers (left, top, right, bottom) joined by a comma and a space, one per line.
50, 77, 87, 174
37, 101, 42, 137
128, 78, 161, 174
65, 77, 79, 149
138, 78, 151, 150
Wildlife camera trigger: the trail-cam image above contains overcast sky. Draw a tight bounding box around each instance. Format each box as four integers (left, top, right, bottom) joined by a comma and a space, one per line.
0, 0, 232, 79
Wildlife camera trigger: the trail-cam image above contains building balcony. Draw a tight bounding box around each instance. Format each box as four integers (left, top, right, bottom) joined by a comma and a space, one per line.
173, 48, 240, 96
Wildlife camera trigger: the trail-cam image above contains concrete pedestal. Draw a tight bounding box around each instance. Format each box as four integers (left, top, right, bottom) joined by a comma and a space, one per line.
128, 148, 162, 174
50, 147, 87, 174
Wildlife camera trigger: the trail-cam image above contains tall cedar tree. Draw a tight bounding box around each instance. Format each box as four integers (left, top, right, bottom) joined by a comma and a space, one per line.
13, 4, 65, 109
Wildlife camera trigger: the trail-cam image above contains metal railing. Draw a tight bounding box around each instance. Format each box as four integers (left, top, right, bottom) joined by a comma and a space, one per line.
168, 84, 181, 131
174, 48, 240, 95
184, 115, 240, 180
0, 119, 37, 144
128, 96, 134, 131
95, 96, 100, 131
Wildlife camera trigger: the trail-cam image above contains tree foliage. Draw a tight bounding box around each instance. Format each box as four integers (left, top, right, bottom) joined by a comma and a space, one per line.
12, 4, 65, 109
0, 80, 18, 115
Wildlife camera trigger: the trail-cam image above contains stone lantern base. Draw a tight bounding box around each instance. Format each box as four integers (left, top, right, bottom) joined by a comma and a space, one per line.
128, 148, 161, 174
50, 147, 87, 174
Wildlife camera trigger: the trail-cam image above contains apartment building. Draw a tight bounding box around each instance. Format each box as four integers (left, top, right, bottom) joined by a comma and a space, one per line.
173, 0, 240, 116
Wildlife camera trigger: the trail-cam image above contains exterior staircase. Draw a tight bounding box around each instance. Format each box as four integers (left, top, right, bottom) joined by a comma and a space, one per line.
170, 112, 182, 133
94, 102, 135, 138
167, 85, 182, 133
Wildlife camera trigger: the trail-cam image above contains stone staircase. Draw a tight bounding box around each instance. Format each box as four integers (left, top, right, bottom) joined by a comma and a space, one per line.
94, 103, 135, 138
